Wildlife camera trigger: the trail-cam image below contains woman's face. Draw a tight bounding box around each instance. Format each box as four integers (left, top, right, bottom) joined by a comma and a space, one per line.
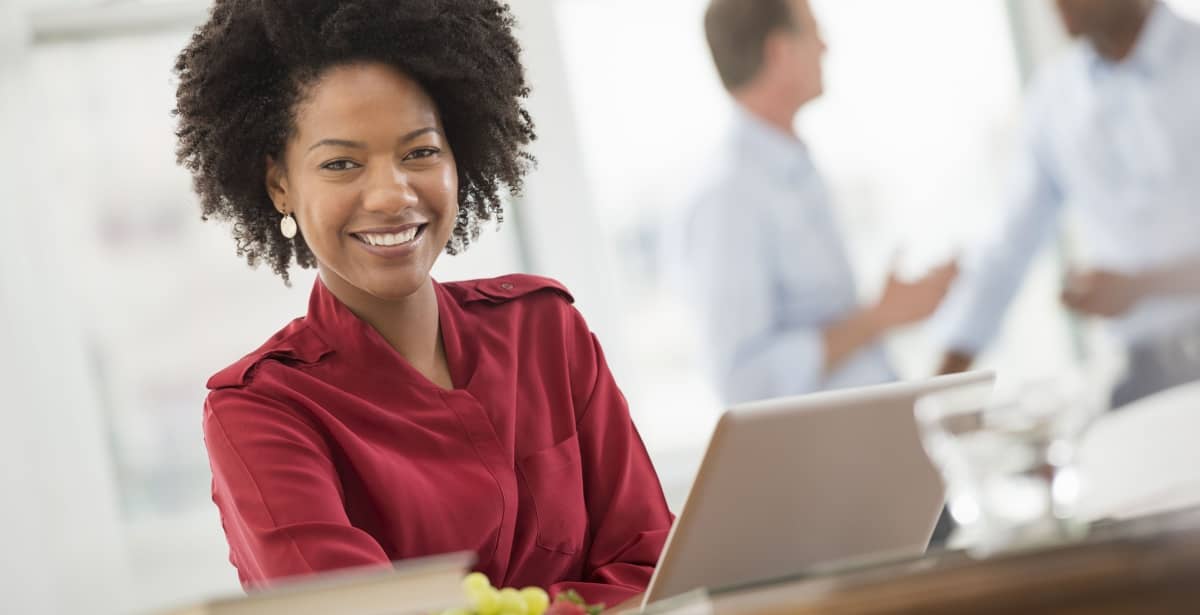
267, 61, 459, 303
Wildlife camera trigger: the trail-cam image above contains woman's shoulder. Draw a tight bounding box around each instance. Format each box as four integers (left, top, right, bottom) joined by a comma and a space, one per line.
440, 274, 590, 351
205, 318, 333, 393
439, 273, 576, 312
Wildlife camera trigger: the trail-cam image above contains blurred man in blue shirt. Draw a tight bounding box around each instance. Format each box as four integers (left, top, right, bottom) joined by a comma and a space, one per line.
939, 0, 1200, 407
684, 0, 958, 405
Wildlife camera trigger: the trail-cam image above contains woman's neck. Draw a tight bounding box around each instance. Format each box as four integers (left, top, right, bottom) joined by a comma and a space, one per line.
319, 271, 453, 388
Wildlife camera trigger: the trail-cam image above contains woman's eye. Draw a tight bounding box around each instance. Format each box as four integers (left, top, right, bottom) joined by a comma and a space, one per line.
405, 148, 439, 161
321, 159, 361, 171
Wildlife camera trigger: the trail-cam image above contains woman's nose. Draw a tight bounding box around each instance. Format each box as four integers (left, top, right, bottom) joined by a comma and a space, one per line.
362, 163, 418, 214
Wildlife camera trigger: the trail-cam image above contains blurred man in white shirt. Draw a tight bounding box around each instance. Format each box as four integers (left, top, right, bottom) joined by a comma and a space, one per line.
683, 0, 957, 405
939, 0, 1200, 407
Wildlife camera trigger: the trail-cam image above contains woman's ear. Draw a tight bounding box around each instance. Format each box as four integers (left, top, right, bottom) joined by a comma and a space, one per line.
265, 156, 289, 214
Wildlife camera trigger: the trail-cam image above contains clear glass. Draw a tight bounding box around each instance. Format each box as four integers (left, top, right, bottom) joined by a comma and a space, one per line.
915, 369, 1117, 556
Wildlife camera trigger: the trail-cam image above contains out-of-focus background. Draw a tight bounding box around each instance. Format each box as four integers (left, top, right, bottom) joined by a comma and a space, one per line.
2, 1, 1199, 613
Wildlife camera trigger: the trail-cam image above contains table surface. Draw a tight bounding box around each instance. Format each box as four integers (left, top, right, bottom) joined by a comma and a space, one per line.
690, 505, 1200, 615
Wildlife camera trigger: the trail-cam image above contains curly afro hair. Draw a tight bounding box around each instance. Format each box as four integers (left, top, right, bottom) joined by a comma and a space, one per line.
173, 0, 536, 283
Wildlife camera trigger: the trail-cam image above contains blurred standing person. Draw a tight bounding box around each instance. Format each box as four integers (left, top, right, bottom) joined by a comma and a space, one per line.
939, 0, 1200, 408
683, 0, 958, 405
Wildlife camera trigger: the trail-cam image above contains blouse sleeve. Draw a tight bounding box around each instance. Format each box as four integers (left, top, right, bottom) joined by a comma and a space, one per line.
204, 387, 391, 587
549, 311, 675, 607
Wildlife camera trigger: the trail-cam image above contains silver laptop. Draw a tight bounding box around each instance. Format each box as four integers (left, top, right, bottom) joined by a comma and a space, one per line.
642, 371, 995, 606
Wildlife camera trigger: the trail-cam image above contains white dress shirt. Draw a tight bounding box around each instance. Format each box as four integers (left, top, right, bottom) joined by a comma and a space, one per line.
681, 107, 895, 405
942, 3, 1200, 353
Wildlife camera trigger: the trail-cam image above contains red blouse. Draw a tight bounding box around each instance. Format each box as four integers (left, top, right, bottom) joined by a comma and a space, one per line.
203, 274, 673, 606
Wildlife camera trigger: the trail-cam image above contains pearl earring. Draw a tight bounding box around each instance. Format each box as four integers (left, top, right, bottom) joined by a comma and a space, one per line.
280, 212, 298, 239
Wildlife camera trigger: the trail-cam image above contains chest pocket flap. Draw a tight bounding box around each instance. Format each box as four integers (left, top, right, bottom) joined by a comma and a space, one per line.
517, 433, 587, 554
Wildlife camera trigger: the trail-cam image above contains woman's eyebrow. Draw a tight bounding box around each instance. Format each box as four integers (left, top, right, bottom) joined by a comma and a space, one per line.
307, 138, 368, 153
306, 128, 439, 153
399, 126, 439, 143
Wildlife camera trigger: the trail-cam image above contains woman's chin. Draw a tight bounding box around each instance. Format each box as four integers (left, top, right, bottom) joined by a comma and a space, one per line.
361, 272, 432, 302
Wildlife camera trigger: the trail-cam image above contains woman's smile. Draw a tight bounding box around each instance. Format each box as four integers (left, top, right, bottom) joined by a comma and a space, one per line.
351, 223, 429, 258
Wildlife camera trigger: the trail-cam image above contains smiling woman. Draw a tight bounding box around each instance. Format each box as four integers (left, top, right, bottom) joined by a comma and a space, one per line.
172, 0, 671, 607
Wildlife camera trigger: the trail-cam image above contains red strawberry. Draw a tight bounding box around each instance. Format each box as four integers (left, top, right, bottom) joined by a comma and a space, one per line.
545, 600, 588, 615
547, 590, 604, 615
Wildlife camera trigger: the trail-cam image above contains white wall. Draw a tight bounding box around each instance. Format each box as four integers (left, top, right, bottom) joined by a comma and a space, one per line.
0, 2, 131, 613
1167, 0, 1200, 20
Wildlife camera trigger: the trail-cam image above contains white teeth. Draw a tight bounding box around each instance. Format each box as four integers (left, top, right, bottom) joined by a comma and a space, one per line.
360, 227, 419, 247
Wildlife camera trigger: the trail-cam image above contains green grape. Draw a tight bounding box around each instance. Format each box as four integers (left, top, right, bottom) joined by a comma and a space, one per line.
497, 587, 529, 615
474, 587, 502, 615
463, 572, 493, 597
441, 609, 473, 615
519, 587, 549, 615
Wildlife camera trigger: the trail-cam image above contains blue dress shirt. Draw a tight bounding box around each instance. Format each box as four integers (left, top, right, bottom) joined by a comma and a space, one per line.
681, 107, 895, 405
942, 3, 1200, 352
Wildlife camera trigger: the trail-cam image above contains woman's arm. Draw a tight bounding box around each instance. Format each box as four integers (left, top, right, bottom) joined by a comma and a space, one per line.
551, 314, 674, 608
204, 388, 391, 587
